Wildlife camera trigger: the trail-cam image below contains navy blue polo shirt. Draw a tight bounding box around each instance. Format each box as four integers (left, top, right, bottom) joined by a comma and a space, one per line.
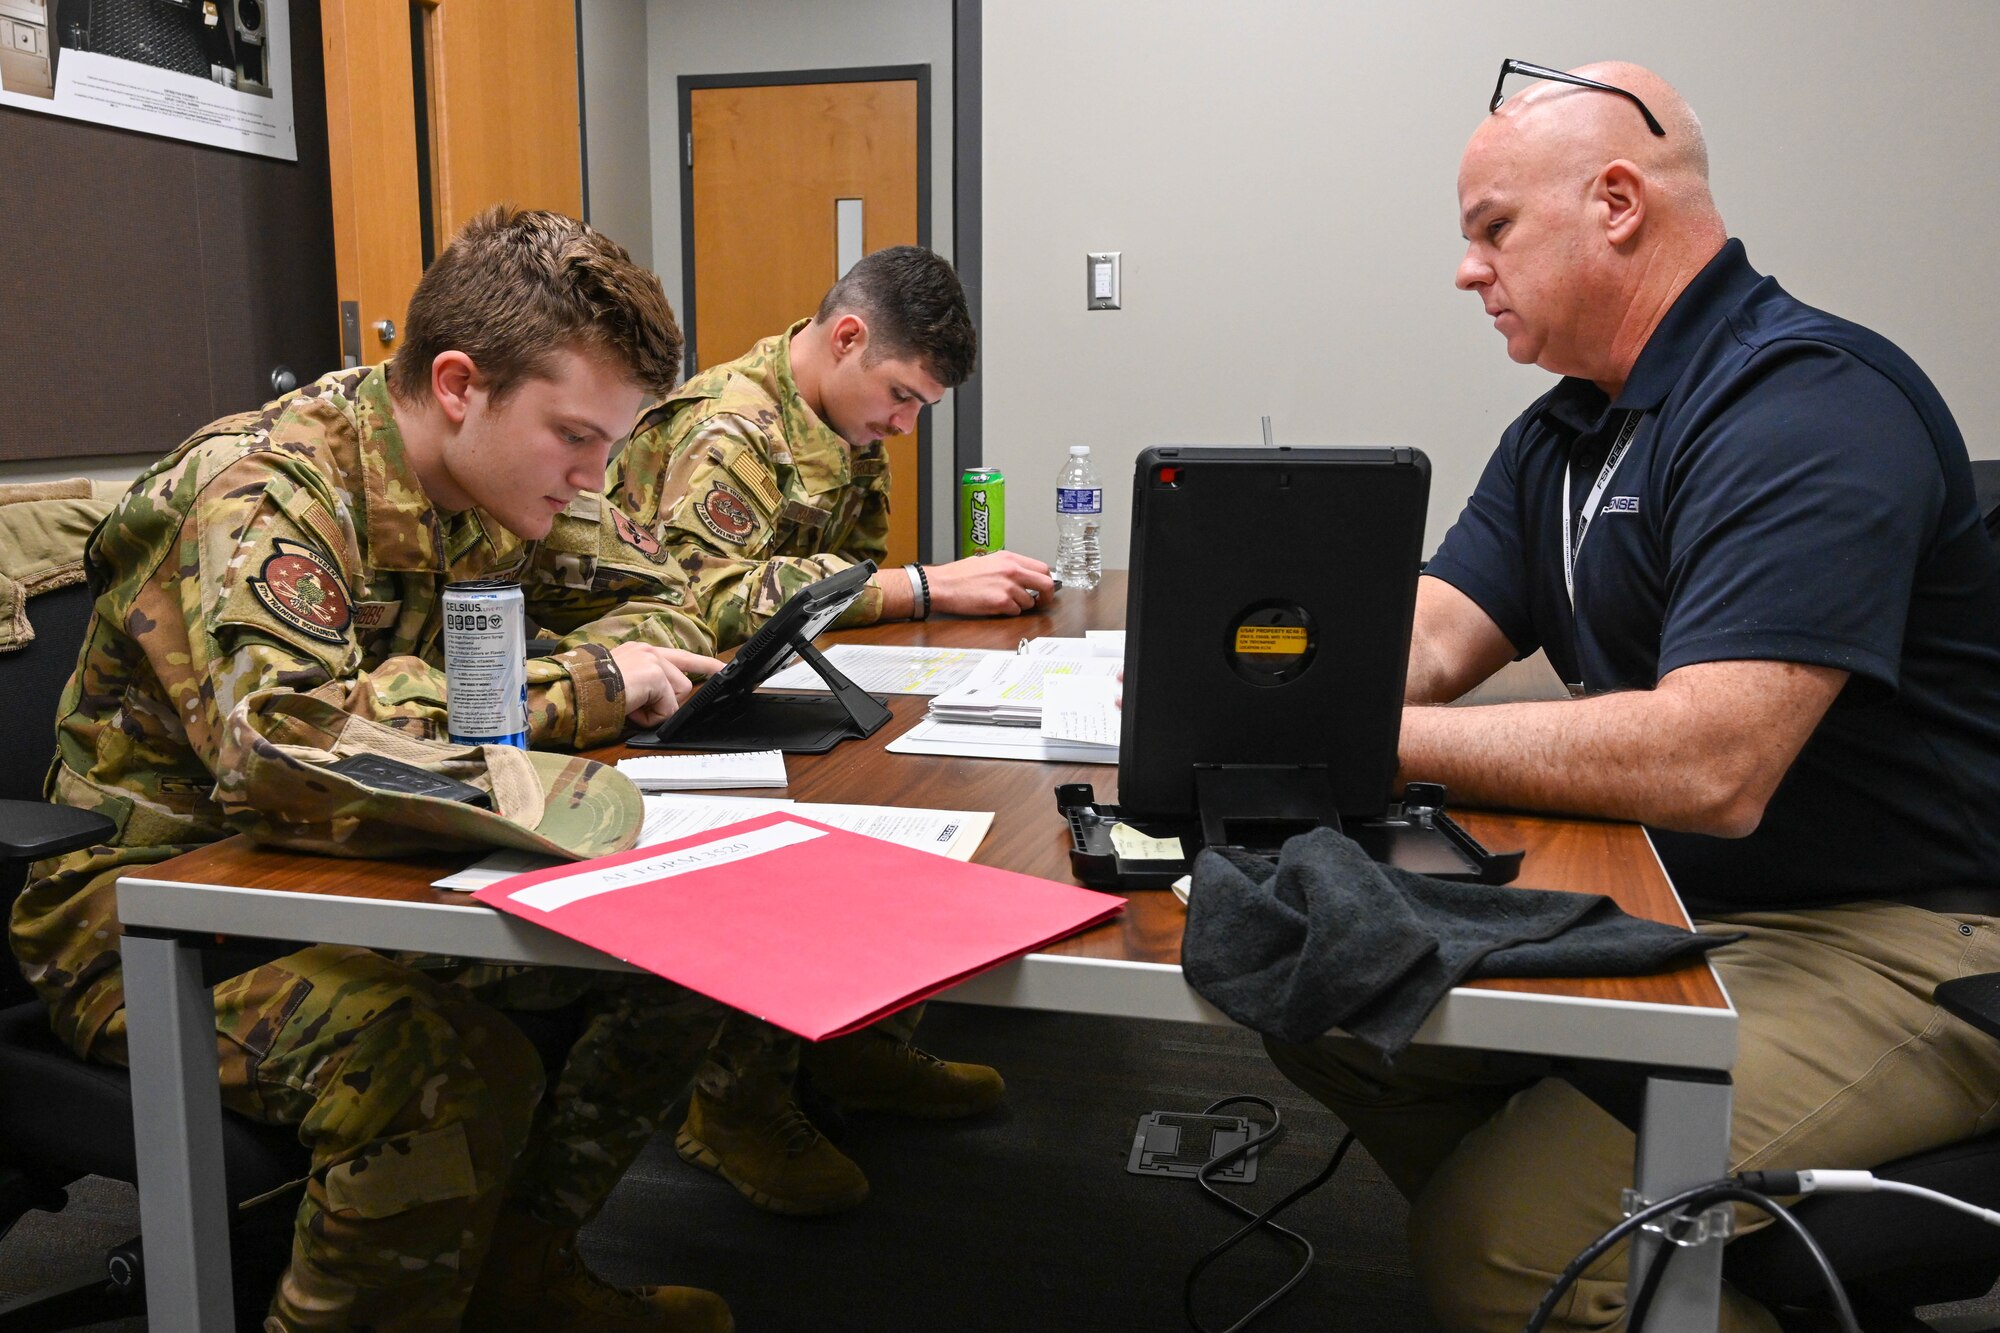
1427, 240, 2000, 911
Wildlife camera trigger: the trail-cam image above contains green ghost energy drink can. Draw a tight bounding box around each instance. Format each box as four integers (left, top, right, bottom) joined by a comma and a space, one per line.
959, 466, 1005, 557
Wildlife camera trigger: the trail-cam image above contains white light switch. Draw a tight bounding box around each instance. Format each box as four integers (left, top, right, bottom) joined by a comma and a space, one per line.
1087, 252, 1121, 310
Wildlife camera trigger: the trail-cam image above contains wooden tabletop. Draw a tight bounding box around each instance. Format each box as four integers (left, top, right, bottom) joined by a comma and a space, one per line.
140, 571, 1728, 1018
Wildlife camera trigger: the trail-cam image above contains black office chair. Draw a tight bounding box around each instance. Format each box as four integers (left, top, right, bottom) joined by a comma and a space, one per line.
0, 561, 586, 1329
0, 575, 309, 1330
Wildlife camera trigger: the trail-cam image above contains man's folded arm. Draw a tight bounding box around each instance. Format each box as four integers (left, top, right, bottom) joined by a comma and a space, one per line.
1397, 656, 1848, 836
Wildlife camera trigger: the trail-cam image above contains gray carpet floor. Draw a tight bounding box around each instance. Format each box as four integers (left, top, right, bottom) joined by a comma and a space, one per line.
4, 1002, 1995, 1331
0, 1004, 1438, 1331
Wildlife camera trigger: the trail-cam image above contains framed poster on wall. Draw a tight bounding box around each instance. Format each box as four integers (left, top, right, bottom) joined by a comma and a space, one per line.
0, 0, 294, 161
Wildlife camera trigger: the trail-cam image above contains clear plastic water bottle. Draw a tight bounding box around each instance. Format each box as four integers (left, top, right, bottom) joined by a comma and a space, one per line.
1053, 445, 1103, 591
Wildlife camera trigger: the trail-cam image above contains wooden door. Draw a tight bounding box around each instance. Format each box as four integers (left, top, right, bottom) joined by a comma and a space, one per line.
686, 77, 924, 566
322, 0, 582, 369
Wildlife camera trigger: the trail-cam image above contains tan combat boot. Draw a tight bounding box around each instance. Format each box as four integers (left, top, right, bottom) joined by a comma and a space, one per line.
676, 1084, 870, 1215
461, 1207, 733, 1333
802, 1030, 1006, 1119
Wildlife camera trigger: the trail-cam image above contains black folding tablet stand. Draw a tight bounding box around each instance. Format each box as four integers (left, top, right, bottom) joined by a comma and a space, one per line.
637, 640, 893, 755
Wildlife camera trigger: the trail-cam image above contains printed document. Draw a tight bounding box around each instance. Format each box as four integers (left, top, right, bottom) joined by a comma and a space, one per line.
1039, 674, 1121, 748
886, 717, 1120, 765
1017, 632, 1122, 659
928, 655, 1123, 726
435, 793, 990, 891
758, 644, 1006, 695
616, 750, 789, 791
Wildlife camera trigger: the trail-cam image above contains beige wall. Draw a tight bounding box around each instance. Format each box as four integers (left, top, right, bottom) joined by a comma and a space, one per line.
980, 2, 2000, 568
581, 0, 655, 271
30, 0, 1999, 561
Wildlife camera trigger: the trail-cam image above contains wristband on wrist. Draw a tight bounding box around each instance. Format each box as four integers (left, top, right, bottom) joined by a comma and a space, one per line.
905, 563, 931, 620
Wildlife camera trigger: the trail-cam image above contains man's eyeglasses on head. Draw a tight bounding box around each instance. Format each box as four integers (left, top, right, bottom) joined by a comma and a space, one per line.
1488, 58, 1666, 137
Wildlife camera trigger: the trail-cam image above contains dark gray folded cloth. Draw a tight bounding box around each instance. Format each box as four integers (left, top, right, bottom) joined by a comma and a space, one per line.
1182, 826, 1738, 1060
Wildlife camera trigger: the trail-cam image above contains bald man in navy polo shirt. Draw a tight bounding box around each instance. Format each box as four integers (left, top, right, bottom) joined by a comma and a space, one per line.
1265, 62, 2000, 1333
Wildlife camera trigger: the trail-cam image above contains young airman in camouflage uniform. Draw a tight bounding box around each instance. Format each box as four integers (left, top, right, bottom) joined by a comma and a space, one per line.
10, 208, 735, 1333
606, 247, 1053, 1217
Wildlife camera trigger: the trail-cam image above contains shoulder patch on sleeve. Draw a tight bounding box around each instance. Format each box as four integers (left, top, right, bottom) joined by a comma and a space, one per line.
298, 499, 362, 571
249, 539, 354, 644
726, 449, 785, 513
695, 481, 759, 543
609, 506, 669, 563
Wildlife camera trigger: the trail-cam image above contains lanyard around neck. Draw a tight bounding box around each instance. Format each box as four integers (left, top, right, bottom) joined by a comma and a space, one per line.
1560, 409, 1642, 609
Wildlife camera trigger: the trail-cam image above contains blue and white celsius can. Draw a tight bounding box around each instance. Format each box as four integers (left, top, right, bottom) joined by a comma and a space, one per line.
442, 580, 528, 747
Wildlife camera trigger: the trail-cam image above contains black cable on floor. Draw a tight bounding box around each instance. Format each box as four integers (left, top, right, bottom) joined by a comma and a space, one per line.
1182, 1095, 1355, 1333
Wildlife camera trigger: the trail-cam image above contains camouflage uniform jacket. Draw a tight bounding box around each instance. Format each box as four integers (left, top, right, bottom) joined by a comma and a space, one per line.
11, 365, 711, 1056
0, 479, 119, 652
608, 319, 890, 648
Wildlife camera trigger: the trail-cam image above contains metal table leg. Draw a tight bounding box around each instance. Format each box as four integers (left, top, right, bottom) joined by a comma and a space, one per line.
122, 930, 235, 1331
1627, 1070, 1734, 1333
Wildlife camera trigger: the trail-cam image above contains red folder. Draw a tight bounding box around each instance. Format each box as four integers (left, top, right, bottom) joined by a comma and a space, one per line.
473, 811, 1127, 1040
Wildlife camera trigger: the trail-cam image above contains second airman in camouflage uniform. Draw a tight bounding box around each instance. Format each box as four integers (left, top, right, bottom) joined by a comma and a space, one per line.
608, 247, 1050, 1217
614, 319, 895, 647
10, 208, 734, 1333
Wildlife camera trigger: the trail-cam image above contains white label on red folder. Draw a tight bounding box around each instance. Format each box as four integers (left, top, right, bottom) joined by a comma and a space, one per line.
507, 820, 828, 912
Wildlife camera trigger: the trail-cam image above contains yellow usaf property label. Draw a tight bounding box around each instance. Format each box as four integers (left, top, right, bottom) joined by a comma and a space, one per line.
1233, 624, 1309, 656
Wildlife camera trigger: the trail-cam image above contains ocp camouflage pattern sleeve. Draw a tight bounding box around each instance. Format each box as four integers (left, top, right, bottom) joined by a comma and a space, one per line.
516, 491, 715, 749
93, 445, 610, 844
161, 442, 446, 762
616, 412, 882, 650
839, 455, 892, 571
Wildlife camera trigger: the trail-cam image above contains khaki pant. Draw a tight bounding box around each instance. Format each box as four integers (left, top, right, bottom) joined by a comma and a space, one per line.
1264, 902, 2000, 1332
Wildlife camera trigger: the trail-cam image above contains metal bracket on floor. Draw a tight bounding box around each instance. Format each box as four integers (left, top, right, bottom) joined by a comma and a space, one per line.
1620, 1188, 1735, 1248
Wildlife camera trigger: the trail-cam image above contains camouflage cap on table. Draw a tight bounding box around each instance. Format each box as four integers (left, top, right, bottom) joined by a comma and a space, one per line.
218, 688, 642, 861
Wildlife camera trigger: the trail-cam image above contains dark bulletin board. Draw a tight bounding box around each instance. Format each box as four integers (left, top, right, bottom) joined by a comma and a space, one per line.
0, 0, 337, 465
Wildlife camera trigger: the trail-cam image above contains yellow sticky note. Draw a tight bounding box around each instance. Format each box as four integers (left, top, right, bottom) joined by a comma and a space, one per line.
1110, 823, 1183, 862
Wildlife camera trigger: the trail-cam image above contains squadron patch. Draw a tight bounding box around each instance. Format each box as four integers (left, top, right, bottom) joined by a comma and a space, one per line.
250, 539, 353, 644
610, 506, 669, 563
696, 482, 757, 542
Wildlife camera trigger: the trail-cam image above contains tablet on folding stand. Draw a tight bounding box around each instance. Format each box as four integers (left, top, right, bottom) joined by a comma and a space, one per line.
627, 562, 893, 754
1058, 445, 1521, 887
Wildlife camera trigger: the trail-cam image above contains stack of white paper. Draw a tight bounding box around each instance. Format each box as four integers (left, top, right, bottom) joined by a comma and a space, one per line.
616, 750, 788, 792
886, 718, 1119, 765
1018, 632, 1123, 659
927, 655, 1123, 727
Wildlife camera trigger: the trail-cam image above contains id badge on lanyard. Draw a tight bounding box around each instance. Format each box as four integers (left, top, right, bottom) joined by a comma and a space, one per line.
1560, 409, 1643, 609
1559, 409, 1642, 696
